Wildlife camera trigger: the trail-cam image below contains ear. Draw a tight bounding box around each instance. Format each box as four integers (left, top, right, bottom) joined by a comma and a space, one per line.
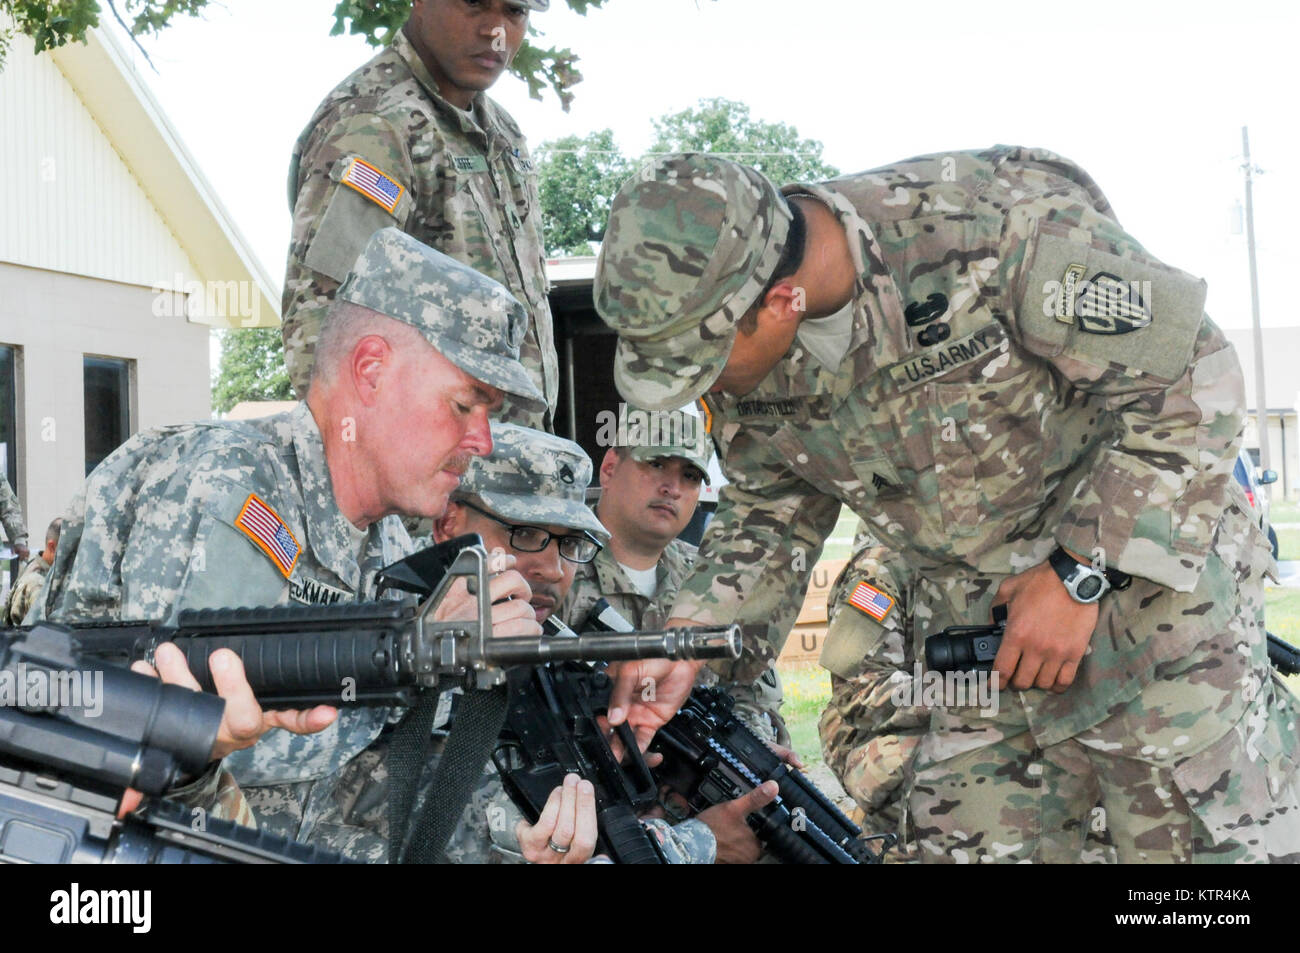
350, 334, 394, 407
599, 448, 620, 488
757, 280, 805, 328
431, 501, 469, 543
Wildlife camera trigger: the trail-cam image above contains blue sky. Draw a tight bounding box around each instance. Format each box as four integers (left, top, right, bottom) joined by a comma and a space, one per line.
110, 0, 1298, 331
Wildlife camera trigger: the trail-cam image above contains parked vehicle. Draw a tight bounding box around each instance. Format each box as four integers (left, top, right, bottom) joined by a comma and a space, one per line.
1233, 450, 1280, 559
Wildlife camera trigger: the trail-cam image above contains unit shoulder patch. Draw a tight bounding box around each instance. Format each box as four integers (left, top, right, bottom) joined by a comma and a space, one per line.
235, 493, 301, 578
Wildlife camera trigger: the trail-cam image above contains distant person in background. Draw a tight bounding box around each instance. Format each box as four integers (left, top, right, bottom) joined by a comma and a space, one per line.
6, 517, 59, 625
0, 476, 29, 563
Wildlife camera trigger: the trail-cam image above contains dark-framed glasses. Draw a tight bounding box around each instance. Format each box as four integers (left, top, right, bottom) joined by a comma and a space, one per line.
460, 500, 602, 564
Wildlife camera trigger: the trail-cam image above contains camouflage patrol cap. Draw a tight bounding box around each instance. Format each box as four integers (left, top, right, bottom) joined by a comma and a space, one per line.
615, 406, 714, 484
337, 227, 545, 412
523, 0, 549, 9
454, 423, 609, 540
594, 154, 792, 411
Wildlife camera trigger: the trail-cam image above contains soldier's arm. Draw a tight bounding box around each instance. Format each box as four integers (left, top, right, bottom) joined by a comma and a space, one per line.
0, 478, 27, 551
1003, 204, 1243, 593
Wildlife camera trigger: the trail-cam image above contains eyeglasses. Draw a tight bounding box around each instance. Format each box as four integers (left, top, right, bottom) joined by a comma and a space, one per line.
460, 500, 602, 564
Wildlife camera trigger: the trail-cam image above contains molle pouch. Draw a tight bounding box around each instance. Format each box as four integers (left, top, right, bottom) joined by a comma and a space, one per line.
305, 155, 413, 283
1018, 221, 1206, 383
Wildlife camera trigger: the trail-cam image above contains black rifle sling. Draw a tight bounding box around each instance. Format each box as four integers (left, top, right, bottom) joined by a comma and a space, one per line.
400, 685, 508, 864
387, 691, 439, 864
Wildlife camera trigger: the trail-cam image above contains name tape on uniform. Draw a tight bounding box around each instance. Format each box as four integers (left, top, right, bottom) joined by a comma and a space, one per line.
235, 493, 301, 578
340, 158, 404, 214
847, 580, 895, 622
887, 323, 1004, 392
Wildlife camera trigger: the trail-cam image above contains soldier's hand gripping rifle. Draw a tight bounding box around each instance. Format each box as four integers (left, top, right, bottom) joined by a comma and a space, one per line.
0, 624, 352, 863
62, 535, 741, 706
585, 600, 894, 864
924, 605, 1300, 676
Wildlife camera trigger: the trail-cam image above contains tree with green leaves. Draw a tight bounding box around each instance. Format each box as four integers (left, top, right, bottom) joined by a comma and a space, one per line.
535, 128, 631, 256
649, 97, 839, 184
0, 0, 612, 109
211, 327, 292, 415
535, 98, 837, 256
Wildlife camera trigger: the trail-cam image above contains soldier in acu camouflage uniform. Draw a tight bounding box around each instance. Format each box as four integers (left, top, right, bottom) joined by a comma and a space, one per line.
595, 149, 1299, 863
32, 228, 547, 850
411, 422, 730, 863
0, 476, 29, 563
560, 406, 789, 747
6, 517, 60, 625
282, 0, 556, 429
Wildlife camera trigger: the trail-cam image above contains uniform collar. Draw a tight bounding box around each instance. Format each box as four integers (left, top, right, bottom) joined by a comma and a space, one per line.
290, 402, 368, 591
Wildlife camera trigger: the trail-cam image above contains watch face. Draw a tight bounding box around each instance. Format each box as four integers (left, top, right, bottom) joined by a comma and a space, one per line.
1076, 575, 1104, 601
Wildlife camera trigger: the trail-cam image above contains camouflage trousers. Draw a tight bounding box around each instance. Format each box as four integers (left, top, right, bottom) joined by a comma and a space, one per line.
908, 662, 1300, 863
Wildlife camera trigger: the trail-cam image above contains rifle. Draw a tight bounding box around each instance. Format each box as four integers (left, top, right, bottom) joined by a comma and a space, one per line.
493, 616, 670, 864
59, 536, 741, 706
0, 623, 352, 863
924, 605, 1300, 676
591, 599, 894, 864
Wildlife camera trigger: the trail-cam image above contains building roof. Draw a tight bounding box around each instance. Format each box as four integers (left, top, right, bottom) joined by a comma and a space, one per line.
1224, 326, 1300, 412
0, 21, 278, 328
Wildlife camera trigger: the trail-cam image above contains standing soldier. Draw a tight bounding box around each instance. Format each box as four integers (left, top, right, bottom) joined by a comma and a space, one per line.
282, 0, 556, 430
0, 475, 29, 562
6, 517, 60, 625
595, 148, 1298, 863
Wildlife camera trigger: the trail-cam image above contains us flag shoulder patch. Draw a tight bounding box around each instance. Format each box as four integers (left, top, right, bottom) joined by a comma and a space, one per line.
235, 493, 301, 578
847, 580, 895, 623
340, 157, 404, 214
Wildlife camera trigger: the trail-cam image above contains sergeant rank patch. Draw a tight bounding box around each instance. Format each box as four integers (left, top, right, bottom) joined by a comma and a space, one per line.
340, 158, 404, 214
235, 493, 301, 578
847, 580, 895, 622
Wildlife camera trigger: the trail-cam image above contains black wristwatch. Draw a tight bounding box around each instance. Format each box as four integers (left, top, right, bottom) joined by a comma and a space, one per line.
1048, 546, 1111, 604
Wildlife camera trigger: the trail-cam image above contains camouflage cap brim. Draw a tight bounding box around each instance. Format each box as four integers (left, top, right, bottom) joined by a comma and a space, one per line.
467, 490, 610, 541
597, 155, 792, 413
436, 334, 547, 414
624, 444, 713, 484
525, 0, 549, 9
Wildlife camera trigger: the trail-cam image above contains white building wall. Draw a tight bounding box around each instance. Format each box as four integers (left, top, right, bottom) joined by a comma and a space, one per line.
0, 262, 210, 542
0, 40, 199, 291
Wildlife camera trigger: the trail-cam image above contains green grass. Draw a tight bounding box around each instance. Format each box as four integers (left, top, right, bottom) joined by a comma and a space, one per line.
819, 506, 861, 562
1270, 499, 1300, 524
1278, 529, 1300, 562
779, 663, 831, 766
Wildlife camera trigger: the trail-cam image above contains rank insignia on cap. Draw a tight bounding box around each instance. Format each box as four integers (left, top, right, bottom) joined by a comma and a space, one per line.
341, 158, 404, 214
235, 493, 301, 578
847, 580, 895, 622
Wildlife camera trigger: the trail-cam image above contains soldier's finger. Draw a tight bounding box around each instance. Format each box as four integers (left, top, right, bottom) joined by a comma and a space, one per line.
606, 661, 638, 726
130, 659, 158, 679
1034, 658, 1061, 691
487, 598, 542, 637
567, 779, 598, 864
740, 779, 779, 815
1010, 651, 1044, 692
265, 704, 338, 736
152, 641, 203, 692
488, 568, 532, 605
526, 782, 564, 847
1052, 660, 1079, 693
991, 639, 1021, 685
208, 649, 264, 742
551, 774, 579, 850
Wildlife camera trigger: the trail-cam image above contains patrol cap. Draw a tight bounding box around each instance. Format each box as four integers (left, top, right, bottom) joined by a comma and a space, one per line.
337, 227, 545, 412
454, 423, 609, 540
615, 405, 713, 484
523, 0, 549, 9
594, 153, 792, 412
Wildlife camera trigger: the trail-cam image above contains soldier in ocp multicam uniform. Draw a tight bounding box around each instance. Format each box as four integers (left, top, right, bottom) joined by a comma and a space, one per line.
594, 148, 1299, 863
282, 0, 556, 429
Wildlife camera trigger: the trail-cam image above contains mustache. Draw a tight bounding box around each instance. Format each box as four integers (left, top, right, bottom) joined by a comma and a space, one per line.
648, 500, 679, 517
442, 452, 473, 476
530, 584, 563, 606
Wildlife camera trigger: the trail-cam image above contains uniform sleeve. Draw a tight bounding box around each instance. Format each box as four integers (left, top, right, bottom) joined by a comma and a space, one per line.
0, 478, 27, 548
670, 426, 842, 629
643, 817, 717, 864
282, 109, 420, 393
1004, 202, 1243, 593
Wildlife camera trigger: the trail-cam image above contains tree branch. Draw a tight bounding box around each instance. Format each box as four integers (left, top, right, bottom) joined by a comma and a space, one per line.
104, 0, 158, 71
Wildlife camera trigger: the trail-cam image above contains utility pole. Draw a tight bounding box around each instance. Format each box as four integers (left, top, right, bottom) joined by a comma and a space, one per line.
1242, 126, 1271, 473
